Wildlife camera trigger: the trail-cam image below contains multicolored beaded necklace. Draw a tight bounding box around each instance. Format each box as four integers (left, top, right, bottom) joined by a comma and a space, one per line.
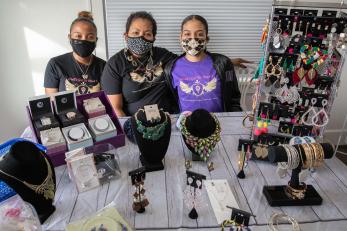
180, 114, 221, 161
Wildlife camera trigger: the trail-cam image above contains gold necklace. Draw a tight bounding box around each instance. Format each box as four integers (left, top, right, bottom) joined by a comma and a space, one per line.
0, 156, 55, 200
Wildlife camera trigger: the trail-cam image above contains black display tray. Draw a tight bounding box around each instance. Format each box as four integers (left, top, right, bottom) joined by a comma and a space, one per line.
263, 185, 322, 206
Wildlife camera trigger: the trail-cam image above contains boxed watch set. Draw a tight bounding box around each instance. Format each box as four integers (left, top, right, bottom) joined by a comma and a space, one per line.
27, 91, 125, 167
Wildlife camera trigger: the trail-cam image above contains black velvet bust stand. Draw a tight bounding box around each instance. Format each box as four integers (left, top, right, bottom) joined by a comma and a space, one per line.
131, 110, 171, 172
0, 141, 56, 223
182, 109, 216, 161
263, 143, 334, 206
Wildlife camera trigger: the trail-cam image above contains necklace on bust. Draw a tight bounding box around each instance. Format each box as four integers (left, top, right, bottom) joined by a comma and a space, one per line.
0, 155, 55, 200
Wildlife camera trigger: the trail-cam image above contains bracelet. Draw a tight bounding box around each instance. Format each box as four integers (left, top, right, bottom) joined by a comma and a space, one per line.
301, 143, 314, 169
309, 143, 324, 168
268, 213, 300, 231
285, 182, 307, 200
242, 113, 254, 129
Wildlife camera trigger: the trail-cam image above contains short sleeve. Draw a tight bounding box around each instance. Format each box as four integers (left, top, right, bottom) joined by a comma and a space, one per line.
43, 59, 60, 88
101, 60, 123, 95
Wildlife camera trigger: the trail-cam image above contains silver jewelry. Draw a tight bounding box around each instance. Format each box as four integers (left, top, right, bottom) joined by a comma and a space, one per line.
40, 117, 52, 126
301, 98, 318, 126
93, 117, 110, 132
68, 127, 85, 141
268, 213, 300, 231
66, 111, 76, 120
312, 99, 329, 127
277, 145, 300, 178
73, 55, 93, 80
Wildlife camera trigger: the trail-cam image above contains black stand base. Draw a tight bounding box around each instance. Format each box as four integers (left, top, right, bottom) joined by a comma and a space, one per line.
137, 207, 145, 213
38, 205, 56, 223
263, 185, 322, 206
192, 153, 202, 161
140, 155, 164, 172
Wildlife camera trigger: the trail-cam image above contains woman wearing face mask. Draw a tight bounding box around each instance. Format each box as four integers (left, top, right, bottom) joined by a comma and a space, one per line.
164, 15, 242, 112
102, 11, 247, 117
44, 11, 106, 95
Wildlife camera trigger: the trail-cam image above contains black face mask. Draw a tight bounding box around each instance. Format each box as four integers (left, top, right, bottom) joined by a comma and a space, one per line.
70, 39, 96, 57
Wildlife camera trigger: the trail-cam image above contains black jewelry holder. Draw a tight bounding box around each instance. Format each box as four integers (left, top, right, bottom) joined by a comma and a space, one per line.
129, 167, 147, 213
182, 109, 216, 161
263, 143, 334, 206
131, 109, 171, 172
0, 141, 56, 223
53, 91, 85, 127
28, 95, 59, 134
186, 170, 206, 219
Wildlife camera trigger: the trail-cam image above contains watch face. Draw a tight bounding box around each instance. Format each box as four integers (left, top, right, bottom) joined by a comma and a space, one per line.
94, 118, 110, 132
68, 127, 85, 141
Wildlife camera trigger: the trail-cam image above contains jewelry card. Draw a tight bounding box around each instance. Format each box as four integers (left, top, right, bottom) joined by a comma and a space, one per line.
70, 154, 100, 193
205, 179, 239, 224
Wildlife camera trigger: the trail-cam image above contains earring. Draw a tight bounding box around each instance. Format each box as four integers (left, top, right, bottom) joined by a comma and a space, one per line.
273, 20, 283, 49
301, 98, 318, 126
312, 99, 329, 127
305, 67, 318, 85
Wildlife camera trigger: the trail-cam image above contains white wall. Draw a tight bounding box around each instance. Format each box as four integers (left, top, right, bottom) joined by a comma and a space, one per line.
0, 0, 346, 144
0, 0, 105, 143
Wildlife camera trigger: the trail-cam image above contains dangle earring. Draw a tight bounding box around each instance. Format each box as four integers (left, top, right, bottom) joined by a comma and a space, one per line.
273, 20, 283, 49
312, 99, 329, 127
254, 108, 265, 136
261, 110, 270, 134
275, 78, 291, 103
301, 98, 318, 126
305, 67, 318, 85
293, 63, 306, 85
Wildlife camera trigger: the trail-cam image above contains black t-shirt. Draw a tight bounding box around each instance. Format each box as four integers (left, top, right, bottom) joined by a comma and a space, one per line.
44, 52, 106, 94
101, 47, 178, 116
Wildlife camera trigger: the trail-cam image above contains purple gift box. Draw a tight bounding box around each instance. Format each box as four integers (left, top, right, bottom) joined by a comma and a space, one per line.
27, 91, 125, 166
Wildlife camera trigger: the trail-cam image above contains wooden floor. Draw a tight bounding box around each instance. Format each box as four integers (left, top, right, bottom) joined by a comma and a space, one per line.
42, 113, 347, 230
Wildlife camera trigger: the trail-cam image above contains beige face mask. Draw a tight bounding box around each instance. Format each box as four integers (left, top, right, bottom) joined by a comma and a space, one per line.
181, 38, 206, 56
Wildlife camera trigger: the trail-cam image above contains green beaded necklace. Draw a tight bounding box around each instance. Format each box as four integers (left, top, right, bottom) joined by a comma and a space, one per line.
180, 113, 221, 161
135, 109, 169, 141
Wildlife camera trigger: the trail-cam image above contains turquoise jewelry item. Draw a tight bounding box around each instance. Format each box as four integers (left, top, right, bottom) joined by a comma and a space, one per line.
180, 113, 221, 162
135, 109, 168, 141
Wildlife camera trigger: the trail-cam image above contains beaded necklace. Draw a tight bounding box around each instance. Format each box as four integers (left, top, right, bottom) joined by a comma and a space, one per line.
180, 114, 221, 161
135, 109, 169, 141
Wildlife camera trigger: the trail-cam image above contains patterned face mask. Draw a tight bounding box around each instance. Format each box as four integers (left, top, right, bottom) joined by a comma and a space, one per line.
181, 38, 206, 56
126, 36, 154, 55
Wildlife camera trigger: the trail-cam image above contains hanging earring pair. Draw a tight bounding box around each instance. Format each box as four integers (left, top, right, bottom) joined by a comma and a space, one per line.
254, 109, 270, 136
301, 98, 329, 127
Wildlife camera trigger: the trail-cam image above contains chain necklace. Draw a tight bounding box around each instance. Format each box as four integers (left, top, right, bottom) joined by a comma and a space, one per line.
73, 55, 93, 80
0, 156, 55, 200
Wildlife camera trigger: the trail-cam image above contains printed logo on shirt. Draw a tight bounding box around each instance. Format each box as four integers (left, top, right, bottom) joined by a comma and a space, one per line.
179, 77, 217, 96
65, 77, 100, 95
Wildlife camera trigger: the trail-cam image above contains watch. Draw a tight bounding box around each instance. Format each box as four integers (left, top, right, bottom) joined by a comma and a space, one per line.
40, 117, 52, 126
93, 117, 110, 132
66, 111, 76, 120
68, 127, 85, 141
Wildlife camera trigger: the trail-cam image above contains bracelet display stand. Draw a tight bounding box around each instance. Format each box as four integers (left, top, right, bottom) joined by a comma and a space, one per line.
263, 143, 334, 206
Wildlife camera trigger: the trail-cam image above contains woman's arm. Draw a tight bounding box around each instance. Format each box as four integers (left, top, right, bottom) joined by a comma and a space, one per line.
45, 88, 58, 95
231, 58, 253, 68
107, 94, 126, 117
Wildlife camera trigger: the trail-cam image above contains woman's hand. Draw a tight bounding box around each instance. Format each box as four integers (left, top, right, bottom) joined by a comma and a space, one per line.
231, 58, 253, 68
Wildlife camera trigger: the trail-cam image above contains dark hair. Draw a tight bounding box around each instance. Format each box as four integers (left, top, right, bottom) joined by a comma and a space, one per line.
181, 15, 209, 34
126, 11, 157, 36
70, 11, 97, 34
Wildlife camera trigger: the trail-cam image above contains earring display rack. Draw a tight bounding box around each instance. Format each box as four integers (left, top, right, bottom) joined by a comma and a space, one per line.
249, 0, 347, 156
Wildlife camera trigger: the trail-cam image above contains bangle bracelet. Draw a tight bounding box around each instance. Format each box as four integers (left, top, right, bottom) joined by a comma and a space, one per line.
268, 213, 300, 231
242, 113, 254, 129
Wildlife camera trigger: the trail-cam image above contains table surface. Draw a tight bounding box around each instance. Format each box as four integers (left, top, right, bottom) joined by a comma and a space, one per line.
43, 112, 347, 231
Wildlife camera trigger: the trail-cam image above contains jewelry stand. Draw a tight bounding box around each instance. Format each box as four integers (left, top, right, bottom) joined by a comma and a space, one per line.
263, 143, 334, 206
131, 107, 171, 172
0, 141, 56, 223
